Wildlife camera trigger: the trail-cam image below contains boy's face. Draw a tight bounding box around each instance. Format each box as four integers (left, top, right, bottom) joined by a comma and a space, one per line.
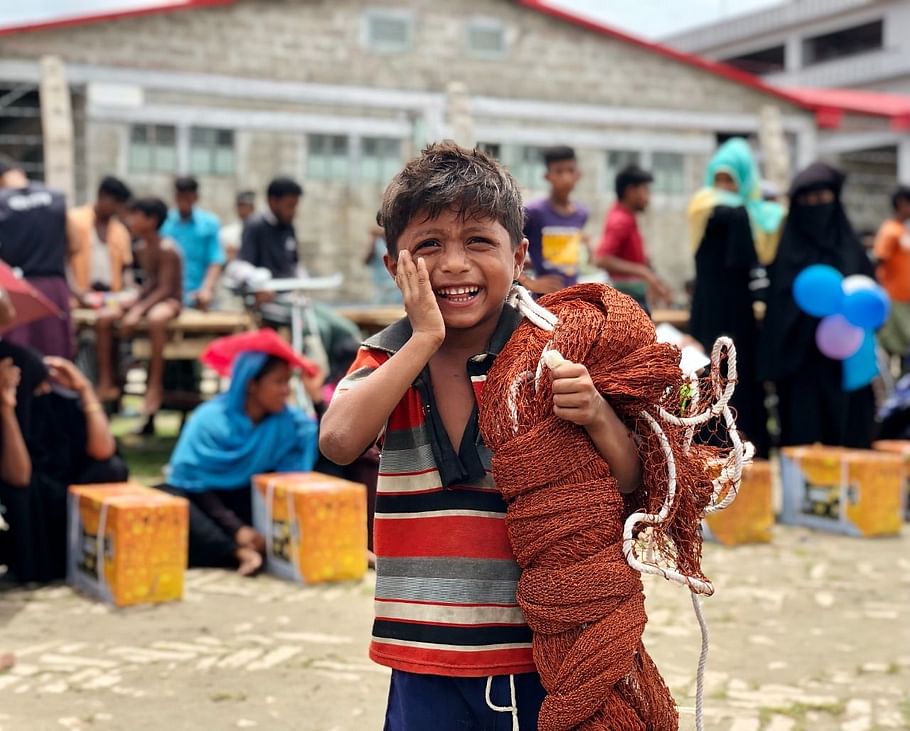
384, 208, 527, 333
626, 183, 651, 212
126, 211, 155, 238
544, 159, 580, 198
269, 194, 300, 225
175, 190, 197, 217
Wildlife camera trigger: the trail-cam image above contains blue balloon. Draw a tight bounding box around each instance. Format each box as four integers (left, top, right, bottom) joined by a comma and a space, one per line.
793, 264, 844, 317
843, 286, 890, 330
843, 330, 878, 391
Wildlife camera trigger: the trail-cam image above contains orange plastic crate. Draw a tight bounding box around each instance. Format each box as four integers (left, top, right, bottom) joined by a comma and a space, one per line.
67, 483, 188, 607
871, 440, 910, 520
252, 472, 367, 584
704, 459, 773, 546
779, 446, 903, 537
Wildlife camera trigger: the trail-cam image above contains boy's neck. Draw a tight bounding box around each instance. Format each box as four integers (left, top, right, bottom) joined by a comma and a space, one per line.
549, 191, 573, 212
437, 310, 502, 358
144, 232, 162, 248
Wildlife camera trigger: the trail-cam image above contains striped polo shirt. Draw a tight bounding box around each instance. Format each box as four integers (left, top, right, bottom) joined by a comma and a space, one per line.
336, 305, 535, 677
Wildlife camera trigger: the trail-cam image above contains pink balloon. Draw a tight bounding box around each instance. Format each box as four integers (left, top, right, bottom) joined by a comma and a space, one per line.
816, 314, 864, 360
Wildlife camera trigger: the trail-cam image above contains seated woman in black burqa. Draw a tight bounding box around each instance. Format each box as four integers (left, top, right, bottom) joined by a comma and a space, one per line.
0, 342, 127, 583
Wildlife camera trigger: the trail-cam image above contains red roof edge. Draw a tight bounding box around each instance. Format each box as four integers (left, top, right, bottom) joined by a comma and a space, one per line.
0, 0, 236, 38
518, 0, 814, 112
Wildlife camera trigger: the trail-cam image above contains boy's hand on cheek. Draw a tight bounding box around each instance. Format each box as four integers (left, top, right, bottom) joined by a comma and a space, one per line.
550, 361, 609, 429
396, 250, 445, 346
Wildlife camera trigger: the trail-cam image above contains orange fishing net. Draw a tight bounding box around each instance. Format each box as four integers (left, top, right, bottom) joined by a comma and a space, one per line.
480, 284, 740, 731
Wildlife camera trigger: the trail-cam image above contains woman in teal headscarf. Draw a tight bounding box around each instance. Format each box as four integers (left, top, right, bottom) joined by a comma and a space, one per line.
688, 138, 784, 457
162, 349, 318, 575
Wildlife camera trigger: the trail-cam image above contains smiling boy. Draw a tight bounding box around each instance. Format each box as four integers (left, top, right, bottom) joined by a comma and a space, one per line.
319, 143, 640, 729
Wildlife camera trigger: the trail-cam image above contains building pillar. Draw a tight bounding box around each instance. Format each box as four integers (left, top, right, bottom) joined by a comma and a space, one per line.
785, 34, 802, 72
898, 138, 910, 184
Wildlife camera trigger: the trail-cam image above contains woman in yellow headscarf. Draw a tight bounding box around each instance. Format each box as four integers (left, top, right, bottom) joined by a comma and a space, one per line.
688, 138, 784, 457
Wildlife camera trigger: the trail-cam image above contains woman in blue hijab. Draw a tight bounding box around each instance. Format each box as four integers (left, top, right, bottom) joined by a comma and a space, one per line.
163, 350, 318, 575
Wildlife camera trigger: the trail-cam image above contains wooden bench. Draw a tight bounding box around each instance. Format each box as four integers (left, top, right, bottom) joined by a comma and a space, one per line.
73, 308, 254, 360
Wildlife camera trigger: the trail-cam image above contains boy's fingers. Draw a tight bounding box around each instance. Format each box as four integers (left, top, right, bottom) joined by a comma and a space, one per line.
549, 362, 586, 380
551, 376, 589, 394
553, 392, 589, 409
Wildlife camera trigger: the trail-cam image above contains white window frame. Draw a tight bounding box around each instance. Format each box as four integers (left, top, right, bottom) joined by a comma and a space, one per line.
650, 151, 687, 197
465, 17, 507, 60
188, 126, 235, 177
306, 133, 351, 182
128, 123, 177, 174
362, 9, 414, 54
360, 136, 403, 184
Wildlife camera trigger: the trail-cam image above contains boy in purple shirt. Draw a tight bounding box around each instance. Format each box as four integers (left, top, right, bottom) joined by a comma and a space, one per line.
520, 146, 589, 294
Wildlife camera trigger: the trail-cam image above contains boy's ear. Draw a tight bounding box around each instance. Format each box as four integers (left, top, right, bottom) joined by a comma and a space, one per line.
383, 252, 397, 279
514, 238, 529, 279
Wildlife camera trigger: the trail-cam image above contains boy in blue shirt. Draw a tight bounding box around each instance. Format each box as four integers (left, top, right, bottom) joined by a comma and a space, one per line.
161, 176, 224, 310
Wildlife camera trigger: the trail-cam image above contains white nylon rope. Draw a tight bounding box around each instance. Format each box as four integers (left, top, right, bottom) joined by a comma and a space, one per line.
485, 674, 520, 731
499, 287, 750, 731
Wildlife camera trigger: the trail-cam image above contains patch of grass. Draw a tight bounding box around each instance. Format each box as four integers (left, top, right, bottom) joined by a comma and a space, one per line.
900, 697, 910, 724
111, 405, 181, 485
764, 699, 846, 721
209, 690, 248, 703
709, 687, 728, 701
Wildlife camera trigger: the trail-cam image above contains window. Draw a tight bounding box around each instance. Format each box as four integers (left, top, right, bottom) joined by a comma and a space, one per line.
364, 10, 413, 53
362, 137, 402, 183
129, 124, 176, 173
477, 142, 502, 160
466, 19, 506, 59
651, 152, 685, 195
189, 127, 234, 176
605, 150, 640, 192
722, 45, 785, 75
803, 20, 883, 66
512, 146, 547, 190
307, 134, 350, 181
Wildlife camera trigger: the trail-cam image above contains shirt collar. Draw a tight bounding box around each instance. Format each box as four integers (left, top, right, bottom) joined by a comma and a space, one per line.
262, 208, 279, 226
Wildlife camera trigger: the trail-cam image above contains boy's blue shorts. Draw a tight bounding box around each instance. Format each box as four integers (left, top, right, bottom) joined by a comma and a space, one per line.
383, 669, 546, 730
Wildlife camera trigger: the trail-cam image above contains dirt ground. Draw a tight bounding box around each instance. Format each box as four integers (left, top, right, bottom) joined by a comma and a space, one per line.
1, 524, 908, 731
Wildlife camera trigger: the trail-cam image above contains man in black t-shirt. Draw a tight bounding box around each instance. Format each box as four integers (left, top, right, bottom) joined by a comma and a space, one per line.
239, 177, 303, 280
0, 158, 72, 358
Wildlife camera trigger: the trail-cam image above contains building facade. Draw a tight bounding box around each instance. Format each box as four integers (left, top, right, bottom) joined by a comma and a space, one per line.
0, 0, 822, 299
665, 0, 910, 230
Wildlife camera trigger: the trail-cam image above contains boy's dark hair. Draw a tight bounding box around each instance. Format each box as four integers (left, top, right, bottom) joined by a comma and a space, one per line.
892, 185, 910, 211
128, 197, 169, 230
542, 145, 576, 168
267, 177, 303, 199
236, 190, 256, 205
615, 164, 654, 200
378, 141, 523, 254
253, 354, 288, 381
174, 176, 199, 194
97, 176, 132, 203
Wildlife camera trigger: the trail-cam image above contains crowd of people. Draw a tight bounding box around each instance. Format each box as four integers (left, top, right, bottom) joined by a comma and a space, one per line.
2, 137, 909, 727
518, 142, 910, 459
0, 138, 907, 589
